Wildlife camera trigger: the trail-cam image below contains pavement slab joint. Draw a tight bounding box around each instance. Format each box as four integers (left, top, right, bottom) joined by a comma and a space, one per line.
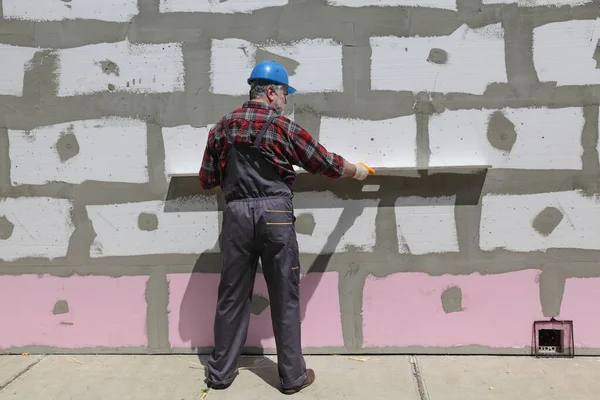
0, 355, 46, 393
410, 355, 430, 400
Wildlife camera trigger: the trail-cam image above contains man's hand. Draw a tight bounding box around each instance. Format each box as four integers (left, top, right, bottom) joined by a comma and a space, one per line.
341, 160, 376, 179
352, 162, 375, 180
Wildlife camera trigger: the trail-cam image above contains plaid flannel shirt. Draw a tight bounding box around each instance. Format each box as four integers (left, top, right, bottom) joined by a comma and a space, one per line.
199, 101, 346, 190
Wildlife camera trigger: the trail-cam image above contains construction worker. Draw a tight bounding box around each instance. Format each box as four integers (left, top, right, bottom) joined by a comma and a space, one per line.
198, 60, 373, 394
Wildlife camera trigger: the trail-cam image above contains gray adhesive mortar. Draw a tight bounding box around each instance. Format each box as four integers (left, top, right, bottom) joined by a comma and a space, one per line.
146, 122, 170, 196
579, 105, 600, 195
441, 286, 464, 313
501, 4, 540, 97
1, 0, 600, 354
0, 128, 10, 195
145, 268, 171, 351
138, 0, 160, 16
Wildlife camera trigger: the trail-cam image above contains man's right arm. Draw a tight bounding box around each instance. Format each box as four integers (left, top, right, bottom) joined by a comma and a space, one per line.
279, 117, 371, 181
342, 160, 357, 178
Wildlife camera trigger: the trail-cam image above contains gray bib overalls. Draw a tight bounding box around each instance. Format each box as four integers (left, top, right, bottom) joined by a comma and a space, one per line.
205, 113, 308, 390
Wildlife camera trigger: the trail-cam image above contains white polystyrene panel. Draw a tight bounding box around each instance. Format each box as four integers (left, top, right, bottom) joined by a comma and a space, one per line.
318, 116, 418, 168
428, 107, 584, 170
87, 198, 220, 257
370, 24, 507, 94
483, 0, 590, 5
533, 19, 600, 86
0, 198, 74, 261
55, 39, 185, 97
395, 196, 459, 254
9, 118, 148, 185
159, 0, 288, 13
2, 0, 138, 21
162, 125, 213, 177
210, 38, 343, 95
293, 191, 379, 253
480, 191, 600, 251
0, 44, 37, 96
327, 0, 457, 10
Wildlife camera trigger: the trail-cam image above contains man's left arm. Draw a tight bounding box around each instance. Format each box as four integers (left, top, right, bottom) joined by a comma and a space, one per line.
279, 117, 374, 181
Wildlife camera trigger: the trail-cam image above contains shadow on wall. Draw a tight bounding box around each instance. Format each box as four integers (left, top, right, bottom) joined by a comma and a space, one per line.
166, 169, 488, 357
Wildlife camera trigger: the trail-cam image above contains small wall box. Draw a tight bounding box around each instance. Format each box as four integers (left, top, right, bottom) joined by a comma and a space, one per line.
532, 318, 574, 358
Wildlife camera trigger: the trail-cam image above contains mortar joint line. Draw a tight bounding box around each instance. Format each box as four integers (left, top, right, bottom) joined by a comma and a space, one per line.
409, 355, 430, 400
0, 354, 47, 393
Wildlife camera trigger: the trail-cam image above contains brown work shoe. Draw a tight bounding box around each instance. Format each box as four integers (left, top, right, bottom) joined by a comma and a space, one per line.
206, 380, 232, 390
281, 369, 316, 395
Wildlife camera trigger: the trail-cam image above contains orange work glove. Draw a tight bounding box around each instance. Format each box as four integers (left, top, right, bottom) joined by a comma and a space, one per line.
353, 162, 376, 180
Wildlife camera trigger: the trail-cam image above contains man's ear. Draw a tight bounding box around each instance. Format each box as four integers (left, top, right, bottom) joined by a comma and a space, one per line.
266, 85, 275, 101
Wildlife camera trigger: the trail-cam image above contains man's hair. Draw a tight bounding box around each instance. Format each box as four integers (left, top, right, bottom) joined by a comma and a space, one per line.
249, 79, 285, 100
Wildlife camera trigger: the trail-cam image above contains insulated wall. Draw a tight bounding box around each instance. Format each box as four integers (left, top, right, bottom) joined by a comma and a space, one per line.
1, 0, 600, 355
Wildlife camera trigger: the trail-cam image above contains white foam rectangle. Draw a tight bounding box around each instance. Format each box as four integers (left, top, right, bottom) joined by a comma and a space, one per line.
0, 198, 74, 261
428, 107, 584, 170
480, 191, 600, 251
0, 44, 38, 96
2, 0, 138, 22
370, 24, 507, 94
326, 0, 457, 10
482, 0, 591, 5
293, 192, 379, 253
159, 0, 288, 13
394, 196, 459, 254
87, 198, 220, 257
533, 19, 600, 86
318, 116, 417, 168
9, 118, 148, 185
162, 125, 213, 177
210, 38, 343, 95
55, 39, 185, 97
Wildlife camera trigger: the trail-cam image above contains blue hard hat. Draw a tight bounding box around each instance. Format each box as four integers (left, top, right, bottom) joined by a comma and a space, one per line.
247, 61, 297, 95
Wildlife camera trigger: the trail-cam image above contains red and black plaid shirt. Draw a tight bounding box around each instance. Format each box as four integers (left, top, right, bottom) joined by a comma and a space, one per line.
199, 101, 346, 190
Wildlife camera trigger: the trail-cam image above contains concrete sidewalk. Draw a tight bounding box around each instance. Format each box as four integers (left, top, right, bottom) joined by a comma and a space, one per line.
1, 354, 598, 399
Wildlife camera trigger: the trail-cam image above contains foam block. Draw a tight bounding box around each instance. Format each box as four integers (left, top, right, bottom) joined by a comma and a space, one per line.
370, 24, 507, 94
162, 125, 212, 177
480, 191, 600, 252
9, 118, 148, 185
318, 116, 418, 168
0, 198, 74, 262
429, 107, 584, 170
159, 0, 288, 13
395, 196, 459, 255
483, 0, 590, 4
559, 277, 600, 348
87, 198, 219, 257
167, 272, 344, 348
293, 191, 379, 254
0, 44, 37, 96
327, 0, 457, 9
0, 275, 148, 348
533, 19, 600, 86
210, 38, 343, 95
2, 0, 138, 21
55, 39, 185, 97
362, 270, 543, 348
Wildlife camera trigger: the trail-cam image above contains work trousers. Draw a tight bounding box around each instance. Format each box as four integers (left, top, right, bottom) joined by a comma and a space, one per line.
206, 195, 307, 389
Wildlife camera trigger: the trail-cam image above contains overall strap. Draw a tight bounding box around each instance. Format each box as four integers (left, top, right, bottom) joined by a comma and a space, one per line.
221, 116, 234, 145
253, 113, 279, 148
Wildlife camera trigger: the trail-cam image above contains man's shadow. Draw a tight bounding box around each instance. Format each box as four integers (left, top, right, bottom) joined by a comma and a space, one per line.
171, 168, 487, 390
